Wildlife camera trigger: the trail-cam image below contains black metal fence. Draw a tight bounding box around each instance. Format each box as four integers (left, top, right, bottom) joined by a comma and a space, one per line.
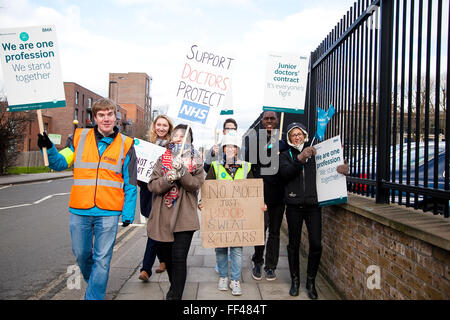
307, 0, 449, 217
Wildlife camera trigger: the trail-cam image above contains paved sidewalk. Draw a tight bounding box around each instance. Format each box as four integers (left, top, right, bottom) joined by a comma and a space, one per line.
1, 171, 341, 300
114, 218, 341, 300
0, 171, 73, 186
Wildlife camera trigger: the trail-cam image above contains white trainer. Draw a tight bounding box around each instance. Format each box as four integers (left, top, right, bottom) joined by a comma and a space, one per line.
229, 280, 243, 296
218, 277, 228, 291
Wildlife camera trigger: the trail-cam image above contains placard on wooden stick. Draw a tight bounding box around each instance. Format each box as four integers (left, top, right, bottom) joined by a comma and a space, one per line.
201, 179, 265, 248
0, 25, 66, 167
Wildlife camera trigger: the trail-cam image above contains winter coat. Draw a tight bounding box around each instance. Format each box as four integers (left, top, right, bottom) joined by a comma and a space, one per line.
279, 142, 319, 206
244, 130, 287, 204
147, 157, 204, 242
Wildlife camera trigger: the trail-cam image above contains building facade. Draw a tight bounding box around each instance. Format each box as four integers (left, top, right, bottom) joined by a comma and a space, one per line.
23, 82, 104, 151
108, 72, 152, 137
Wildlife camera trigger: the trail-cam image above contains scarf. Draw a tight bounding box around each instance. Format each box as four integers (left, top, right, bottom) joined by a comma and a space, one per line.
161, 143, 200, 208
288, 141, 305, 153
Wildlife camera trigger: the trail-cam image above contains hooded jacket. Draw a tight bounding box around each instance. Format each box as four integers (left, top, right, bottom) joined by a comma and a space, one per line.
279, 123, 318, 206
147, 148, 204, 242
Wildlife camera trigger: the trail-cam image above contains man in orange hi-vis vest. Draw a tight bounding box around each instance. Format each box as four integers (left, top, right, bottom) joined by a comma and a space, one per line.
37, 98, 137, 300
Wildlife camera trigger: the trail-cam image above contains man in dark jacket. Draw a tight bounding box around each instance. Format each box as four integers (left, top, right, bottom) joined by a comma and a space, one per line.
279, 122, 348, 299
244, 111, 287, 281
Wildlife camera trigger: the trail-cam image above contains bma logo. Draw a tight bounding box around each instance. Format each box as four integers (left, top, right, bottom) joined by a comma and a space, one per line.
178, 100, 209, 124
42, 27, 52, 32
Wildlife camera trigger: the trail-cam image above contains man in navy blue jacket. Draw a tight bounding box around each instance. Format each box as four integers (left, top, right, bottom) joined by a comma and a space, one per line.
244, 111, 287, 282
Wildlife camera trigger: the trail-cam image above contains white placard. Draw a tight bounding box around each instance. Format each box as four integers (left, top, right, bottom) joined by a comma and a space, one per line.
168, 44, 235, 128
134, 138, 166, 183
263, 52, 308, 114
314, 135, 348, 206
48, 133, 61, 145
0, 25, 66, 112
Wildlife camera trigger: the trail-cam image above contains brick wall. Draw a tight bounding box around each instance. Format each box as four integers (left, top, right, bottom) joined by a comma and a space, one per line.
17, 82, 103, 152
295, 195, 450, 300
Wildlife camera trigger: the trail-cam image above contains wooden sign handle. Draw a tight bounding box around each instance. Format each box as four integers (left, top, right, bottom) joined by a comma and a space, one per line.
36, 109, 49, 166
279, 112, 285, 140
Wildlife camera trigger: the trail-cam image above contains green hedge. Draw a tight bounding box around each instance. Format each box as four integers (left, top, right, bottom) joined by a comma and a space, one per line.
7, 166, 53, 174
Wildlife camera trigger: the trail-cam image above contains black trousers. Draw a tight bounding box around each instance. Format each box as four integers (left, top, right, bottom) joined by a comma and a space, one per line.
252, 202, 285, 270
159, 231, 194, 300
285, 204, 322, 278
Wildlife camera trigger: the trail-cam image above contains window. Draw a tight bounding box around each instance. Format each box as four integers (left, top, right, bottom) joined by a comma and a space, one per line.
74, 108, 78, 120
88, 98, 92, 109
75, 91, 79, 105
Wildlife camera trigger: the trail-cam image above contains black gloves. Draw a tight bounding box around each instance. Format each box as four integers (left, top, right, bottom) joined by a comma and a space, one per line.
37, 132, 53, 149
122, 220, 131, 227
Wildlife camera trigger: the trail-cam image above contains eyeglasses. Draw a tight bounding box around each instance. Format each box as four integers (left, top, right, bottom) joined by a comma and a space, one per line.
290, 133, 304, 138
224, 127, 237, 131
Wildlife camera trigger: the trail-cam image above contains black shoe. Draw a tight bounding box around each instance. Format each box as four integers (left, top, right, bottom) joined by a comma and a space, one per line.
252, 264, 262, 280
265, 268, 276, 281
289, 277, 300, 296
166, 288, 175, 300
306, 276, 318, 300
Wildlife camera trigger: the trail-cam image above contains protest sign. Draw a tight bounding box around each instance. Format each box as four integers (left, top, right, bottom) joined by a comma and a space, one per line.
263, 52, 308, 114
134, 138, 166, 183
314, 135, 348, 206
48, 133, 61, 145
201, 179, 265, 248
168, 44, 235, 128
0, 25, 66, 112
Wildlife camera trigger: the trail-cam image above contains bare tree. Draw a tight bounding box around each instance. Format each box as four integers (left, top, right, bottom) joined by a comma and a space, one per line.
0, 99, 31, 175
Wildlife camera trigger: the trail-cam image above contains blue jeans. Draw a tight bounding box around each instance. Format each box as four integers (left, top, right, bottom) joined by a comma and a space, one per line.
69, 213, 119, 300
215, 247, 243, 281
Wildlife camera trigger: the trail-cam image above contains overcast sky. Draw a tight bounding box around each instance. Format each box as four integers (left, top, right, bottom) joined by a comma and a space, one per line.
0, 0, 357, 148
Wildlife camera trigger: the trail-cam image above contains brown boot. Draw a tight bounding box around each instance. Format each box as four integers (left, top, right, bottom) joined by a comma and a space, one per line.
138, 270, 150, 282
156, 262, 166, 273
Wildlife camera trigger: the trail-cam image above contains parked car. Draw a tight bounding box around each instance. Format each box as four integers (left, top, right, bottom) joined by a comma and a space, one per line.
349, 142, 448, 214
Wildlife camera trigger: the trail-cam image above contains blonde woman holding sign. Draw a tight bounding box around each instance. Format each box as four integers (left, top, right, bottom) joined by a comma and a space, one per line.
138, 114, 174, 282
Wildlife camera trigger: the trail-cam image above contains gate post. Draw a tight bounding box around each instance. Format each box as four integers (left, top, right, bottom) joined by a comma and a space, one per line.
376, 0, 394, 204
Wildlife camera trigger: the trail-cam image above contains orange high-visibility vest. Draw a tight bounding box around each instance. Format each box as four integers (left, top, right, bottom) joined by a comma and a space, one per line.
69, 128, 134, 211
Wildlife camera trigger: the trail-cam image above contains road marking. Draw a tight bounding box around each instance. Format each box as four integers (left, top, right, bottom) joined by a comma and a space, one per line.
0, 184, 13, 190
0, 203, 32, 210
34, 193, 70, 204
28, 224, 144, 299
0, 192, 70, 210
28, 271, 69, 300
